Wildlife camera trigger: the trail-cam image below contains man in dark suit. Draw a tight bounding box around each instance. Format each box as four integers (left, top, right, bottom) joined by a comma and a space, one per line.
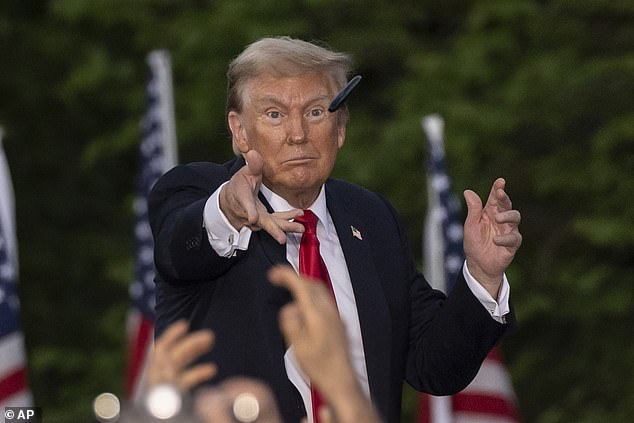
149, 36, 522, 423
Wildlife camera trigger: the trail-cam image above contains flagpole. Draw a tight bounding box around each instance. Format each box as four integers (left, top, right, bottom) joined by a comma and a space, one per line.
420, 114, 453, 423
127, 49, 179, 401
422, 115, 446, 293
0, 127, 18, 269
147, 50, 178, 170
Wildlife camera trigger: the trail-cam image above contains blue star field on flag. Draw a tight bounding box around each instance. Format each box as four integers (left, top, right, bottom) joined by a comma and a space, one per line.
129, 72, 168, 321
0, 221, 19, 339
426, 137, 465, 293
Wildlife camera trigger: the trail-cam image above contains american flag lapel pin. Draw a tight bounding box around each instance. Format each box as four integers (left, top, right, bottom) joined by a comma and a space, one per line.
351, 225, 363, 240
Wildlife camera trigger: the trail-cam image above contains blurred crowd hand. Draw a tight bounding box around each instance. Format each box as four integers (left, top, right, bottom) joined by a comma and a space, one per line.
268, 266, 383, 423
141, 274, 382, 423
268, 266, 351, 394
195, 377, 283, 423
146, 319, 217, 392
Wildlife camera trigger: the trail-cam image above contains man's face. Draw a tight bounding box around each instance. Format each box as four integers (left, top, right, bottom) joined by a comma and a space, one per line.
228, 73, 346, 205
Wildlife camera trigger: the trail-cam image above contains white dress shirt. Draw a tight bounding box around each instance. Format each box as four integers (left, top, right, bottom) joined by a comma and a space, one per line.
202, 182, 510, 422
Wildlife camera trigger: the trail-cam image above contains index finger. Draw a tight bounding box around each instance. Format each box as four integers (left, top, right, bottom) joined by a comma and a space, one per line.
233, 176, 260, 225
256, 208, 305, 244
154, 319, 189, 353
486, 178, 512, 210
243, 149, 264, 178
485, 178, 505, 202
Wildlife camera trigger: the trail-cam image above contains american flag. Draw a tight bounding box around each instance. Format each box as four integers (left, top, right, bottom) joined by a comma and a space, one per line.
0, 130, 32, 407
126, 50, 178, 399
417, 114, 520, 423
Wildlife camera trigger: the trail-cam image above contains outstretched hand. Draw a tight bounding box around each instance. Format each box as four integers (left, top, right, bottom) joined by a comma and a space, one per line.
219, 150, 304, 244
463, 178, 522, 298
146, 320, 217, 392
268, 265, 352, 396
269, 266, 382, 423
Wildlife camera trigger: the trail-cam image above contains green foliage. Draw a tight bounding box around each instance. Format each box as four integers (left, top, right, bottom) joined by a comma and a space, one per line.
1, 0, 633, 421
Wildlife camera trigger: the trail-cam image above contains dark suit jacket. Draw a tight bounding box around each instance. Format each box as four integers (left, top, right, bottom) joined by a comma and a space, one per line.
148, 157, 513, 423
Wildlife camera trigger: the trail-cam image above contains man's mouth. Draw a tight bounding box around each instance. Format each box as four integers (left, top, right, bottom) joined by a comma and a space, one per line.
283, 157, 315, 165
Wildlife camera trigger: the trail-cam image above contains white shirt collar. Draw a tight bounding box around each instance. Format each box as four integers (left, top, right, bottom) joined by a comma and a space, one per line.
260, 184, 332, 236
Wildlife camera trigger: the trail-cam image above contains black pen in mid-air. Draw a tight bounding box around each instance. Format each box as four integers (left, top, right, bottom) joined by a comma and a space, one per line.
328, 75, 362, 112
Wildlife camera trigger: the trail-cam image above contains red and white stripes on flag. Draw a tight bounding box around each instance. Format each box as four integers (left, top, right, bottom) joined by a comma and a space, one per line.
418, 347, 519, 423
417, 114, 520, 423
0, 128, 32, 407
126, 51, 178, 400
451, 348, 519, 423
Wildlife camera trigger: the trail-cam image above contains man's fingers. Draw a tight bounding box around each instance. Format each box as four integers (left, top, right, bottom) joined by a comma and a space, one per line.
494, 232, 522, 249
275, 209, 305, 234
273, 209, 303, 219
494, 188, 512, 210
178, 363, 218, 391
257, 212, 288, 244
253, 216, 302, 244
494, 210, 521, 225
233, 180, 260, 226
260, 224, 286, 244
485, 178, 513, 211
243, 149, 264, 177
275, 218, 305, 234
154, 319, 189, 353
485, 177, 506, 205
257, 209, 305, 243
463, 190, 483, 225
221, 175, 260, 228
223, 150, 265, 228
169, 330, 215, 370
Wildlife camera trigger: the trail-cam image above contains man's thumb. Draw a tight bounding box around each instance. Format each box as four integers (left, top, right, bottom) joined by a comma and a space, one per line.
463, 190, 483, 224
243, 149, 263, 177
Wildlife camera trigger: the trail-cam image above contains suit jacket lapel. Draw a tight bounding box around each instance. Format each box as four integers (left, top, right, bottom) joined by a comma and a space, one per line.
255, 191, 289, 267
325, 181, 392, 411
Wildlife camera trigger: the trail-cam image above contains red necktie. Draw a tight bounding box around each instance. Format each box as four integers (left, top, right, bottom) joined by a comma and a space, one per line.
294, 210, 334, 422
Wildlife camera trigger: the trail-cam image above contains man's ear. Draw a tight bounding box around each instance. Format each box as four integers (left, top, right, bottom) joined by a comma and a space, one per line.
336, 123, 346, 149
228, 111, 249, 153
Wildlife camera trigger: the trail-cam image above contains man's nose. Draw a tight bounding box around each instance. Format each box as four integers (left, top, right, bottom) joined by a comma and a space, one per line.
286, 113, 307, 144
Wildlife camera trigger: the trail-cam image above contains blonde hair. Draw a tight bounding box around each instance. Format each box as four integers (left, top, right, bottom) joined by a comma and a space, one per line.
226, 37, 353, 154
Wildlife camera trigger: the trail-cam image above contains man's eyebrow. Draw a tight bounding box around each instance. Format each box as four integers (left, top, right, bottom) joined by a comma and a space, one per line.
254, 96, 285, 107
254, 94, 331, 107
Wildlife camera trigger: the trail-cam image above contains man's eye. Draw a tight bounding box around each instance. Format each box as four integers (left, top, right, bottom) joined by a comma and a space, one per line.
308, 109, 323, 117
267, 111, 281, 119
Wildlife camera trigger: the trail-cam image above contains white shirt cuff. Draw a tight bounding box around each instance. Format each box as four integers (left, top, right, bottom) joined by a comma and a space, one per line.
462, 260, 510, 324
203, 182, 252, 257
